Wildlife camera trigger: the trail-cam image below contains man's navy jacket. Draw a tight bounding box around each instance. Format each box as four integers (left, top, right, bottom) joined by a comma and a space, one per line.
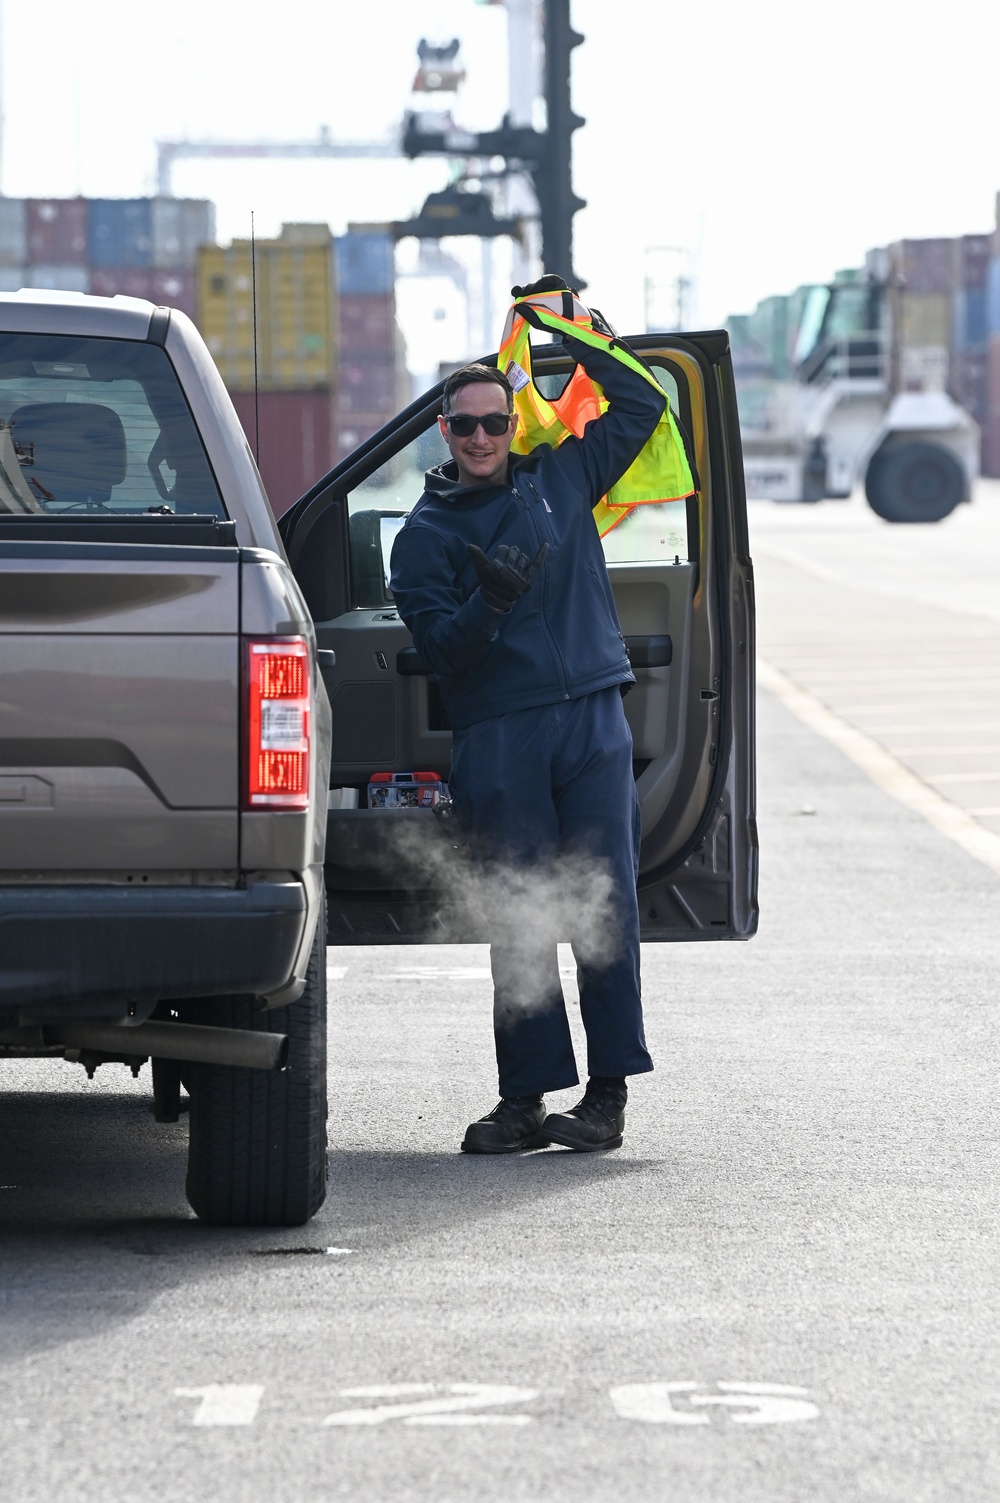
389, 337, 666, 732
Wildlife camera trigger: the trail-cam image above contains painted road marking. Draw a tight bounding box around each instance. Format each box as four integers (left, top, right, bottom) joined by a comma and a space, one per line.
327, 966, 348, 981
758, 656, 1000, 880
610, 1381, 818, 1426
170, 1380, 818, 1430
323, 1383, 538, 1427
175, 1385, 264, 1426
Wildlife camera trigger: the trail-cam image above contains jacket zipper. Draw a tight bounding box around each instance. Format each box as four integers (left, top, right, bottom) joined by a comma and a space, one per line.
514, 476, 571, 700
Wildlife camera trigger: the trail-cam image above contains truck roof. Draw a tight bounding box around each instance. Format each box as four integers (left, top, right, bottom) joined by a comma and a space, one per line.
0, 290, 156, 340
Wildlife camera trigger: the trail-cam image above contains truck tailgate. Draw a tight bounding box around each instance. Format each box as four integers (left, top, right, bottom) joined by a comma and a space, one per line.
0, 543, 240, 871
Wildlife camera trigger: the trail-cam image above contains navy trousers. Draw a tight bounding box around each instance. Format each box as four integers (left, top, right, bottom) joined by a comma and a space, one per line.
450, 686, 653, 1098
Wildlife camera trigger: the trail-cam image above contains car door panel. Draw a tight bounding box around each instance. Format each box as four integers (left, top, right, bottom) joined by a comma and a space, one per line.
281, 330, 756, 944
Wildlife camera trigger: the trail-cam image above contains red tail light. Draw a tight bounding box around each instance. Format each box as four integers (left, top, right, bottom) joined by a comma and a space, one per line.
244, 638, 311, 810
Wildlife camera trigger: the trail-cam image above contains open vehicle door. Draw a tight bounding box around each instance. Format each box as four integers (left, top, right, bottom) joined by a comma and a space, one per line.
280, 331, 757, 944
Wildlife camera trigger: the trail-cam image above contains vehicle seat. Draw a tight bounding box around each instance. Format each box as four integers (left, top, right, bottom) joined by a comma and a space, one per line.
10, 402, 128, 508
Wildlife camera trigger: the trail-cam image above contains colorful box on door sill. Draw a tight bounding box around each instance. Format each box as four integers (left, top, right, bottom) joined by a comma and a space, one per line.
367, 771, 448, 809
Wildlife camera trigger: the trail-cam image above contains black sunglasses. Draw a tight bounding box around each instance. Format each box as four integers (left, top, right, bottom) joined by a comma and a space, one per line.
443, 412, 513, 438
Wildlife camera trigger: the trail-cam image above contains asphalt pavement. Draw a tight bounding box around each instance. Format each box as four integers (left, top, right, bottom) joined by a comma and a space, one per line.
2, 487, 1000, 1502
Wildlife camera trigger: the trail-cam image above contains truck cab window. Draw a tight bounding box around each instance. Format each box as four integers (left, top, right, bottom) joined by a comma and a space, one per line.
0, 333, 226, 518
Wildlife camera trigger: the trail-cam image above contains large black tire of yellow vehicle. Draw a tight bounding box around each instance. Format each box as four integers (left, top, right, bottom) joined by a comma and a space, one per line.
184, 907, 328, 1227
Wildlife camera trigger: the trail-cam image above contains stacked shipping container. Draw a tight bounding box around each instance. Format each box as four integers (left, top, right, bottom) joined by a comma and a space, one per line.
333, 225, 407, 466
949, 234, 990, 455
197, 224, 339, 517
0, 196, 213, 315
886, 238, 953, 394
194, 223, 406, 513
986, 193, 1000, 476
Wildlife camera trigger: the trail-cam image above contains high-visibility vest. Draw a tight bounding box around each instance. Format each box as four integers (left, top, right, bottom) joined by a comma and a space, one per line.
497, 289, 696, 537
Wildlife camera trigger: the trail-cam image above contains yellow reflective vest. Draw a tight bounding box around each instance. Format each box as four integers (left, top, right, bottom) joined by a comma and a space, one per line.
497, 289, 696, 537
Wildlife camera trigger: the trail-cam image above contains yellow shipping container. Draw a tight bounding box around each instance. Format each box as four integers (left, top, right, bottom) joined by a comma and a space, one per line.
196, 225, 337, 391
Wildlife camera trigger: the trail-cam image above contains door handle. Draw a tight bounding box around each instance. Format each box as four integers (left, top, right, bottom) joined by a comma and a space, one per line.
396, 647, 432, 676
316, 649, 336, 670
624, 635, 672, 668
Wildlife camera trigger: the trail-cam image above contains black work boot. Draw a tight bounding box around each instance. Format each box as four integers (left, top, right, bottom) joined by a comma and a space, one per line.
542, 1077, 627, 1152
461, 1096, 547, 1155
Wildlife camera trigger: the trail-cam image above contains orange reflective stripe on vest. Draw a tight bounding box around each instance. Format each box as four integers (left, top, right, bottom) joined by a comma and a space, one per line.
497, 291, 696, 537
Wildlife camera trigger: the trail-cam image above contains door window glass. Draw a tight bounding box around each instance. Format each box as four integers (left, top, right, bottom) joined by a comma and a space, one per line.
599, 358, 690, 564
0, 333, 225, 517
348, 426, 449, 520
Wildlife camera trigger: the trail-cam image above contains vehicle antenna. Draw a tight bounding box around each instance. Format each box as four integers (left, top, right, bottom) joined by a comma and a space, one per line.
250, 210, 260, 465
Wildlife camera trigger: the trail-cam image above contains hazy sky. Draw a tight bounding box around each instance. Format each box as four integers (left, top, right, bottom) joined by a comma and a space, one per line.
5, 0, 999, 347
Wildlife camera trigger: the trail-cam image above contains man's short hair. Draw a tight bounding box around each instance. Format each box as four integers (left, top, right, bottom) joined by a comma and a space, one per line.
442, 362, 514, 416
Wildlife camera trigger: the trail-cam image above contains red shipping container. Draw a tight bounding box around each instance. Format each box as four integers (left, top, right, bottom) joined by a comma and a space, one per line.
338, 294, 396, 355
951, 234, 991, 291
152, 269, 196, 318
337, 357, 398, 413
889, 238, 955, 294
27, 198, 88, 265
230, 389, 335, 518
333, 409, 395, 465
89, 267, 195, 318
89, 267, 157, 299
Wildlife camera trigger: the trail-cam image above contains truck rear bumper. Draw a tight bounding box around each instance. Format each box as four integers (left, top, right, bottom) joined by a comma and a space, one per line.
0, 882, 308, 1022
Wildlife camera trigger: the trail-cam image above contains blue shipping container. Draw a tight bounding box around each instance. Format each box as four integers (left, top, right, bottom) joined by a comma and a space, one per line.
988, 261, 1000, 338
953, 288, 988, 351
88, 198, 153, 267
335, 232, 394, 296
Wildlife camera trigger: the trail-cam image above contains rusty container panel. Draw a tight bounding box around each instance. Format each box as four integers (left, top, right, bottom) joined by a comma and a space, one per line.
888, 238, 955, 294
333, 409, 396, 465
26, 199, 89, 265
338, 293, 397, 355
230, 389, 334, 518
951, 234, 991, 290
337, 356, 398, 414
89, 267, 196, 318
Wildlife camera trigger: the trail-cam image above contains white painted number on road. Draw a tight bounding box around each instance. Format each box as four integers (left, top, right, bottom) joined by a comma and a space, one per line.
175, 1384, 265, 1427
324, 1383, 538, 1427
610, 1381, 819, 1426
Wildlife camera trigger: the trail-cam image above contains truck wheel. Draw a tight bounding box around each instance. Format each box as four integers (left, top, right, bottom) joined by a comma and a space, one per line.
185, 910, 328, 1227
865, 442, 965, 523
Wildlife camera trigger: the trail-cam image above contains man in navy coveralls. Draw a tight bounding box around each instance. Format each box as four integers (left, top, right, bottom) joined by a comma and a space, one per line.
390, 281, 665, 1155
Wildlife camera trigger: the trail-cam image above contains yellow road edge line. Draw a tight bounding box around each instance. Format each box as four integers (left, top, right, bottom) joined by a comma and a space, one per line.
757, 656, 1000, 881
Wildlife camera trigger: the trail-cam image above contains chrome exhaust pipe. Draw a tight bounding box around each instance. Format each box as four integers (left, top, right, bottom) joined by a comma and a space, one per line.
51, 1020, 288, 1071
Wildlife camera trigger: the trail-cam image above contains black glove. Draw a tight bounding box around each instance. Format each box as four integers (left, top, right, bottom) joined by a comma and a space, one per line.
467, 541, 549, 612
510, 273, 575, 298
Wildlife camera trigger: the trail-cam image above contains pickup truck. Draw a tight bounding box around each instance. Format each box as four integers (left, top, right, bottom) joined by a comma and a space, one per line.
0, 291, 332, 1227
1, 291, 758, 1230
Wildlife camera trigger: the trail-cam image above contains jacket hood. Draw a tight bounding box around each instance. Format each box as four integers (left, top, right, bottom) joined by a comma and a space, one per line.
423, 454, 529, 502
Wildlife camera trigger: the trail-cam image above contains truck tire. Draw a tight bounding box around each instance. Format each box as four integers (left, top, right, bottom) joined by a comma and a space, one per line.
865, 442, 965, 523
185, 910, 328, 1227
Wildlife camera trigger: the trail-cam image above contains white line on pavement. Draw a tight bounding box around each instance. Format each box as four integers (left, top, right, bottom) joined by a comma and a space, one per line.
757, 657, 1000, 881
175, 1385, 264, 1426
